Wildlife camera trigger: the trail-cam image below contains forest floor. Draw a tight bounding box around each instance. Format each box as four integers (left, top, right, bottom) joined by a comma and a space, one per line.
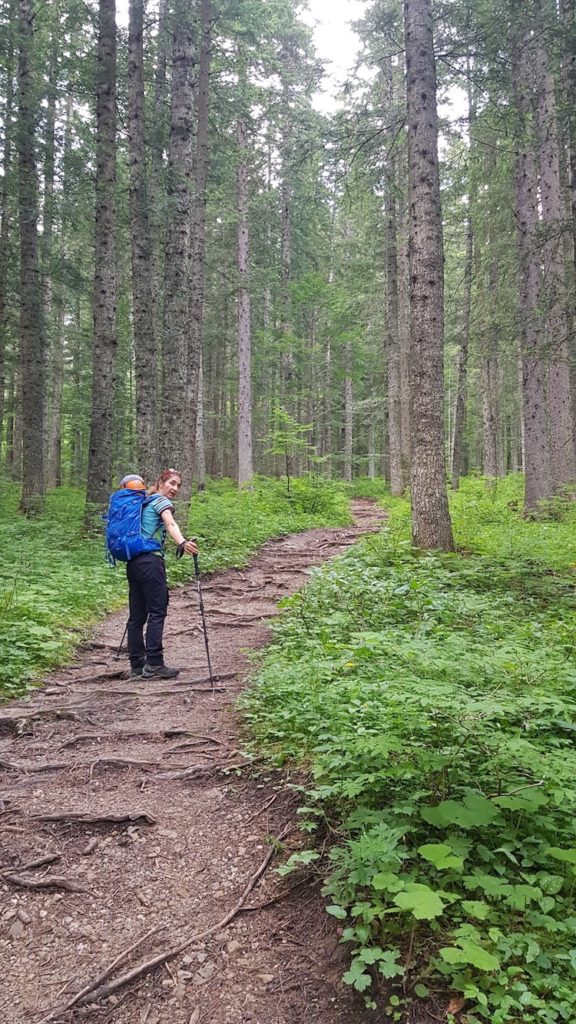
0, 498, 406, 1024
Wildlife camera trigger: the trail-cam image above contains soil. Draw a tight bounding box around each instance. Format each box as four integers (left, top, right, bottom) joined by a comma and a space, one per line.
0, 500, 404, 1024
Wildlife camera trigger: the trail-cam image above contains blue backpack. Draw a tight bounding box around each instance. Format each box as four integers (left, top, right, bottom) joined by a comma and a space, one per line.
105, 489, 162, 563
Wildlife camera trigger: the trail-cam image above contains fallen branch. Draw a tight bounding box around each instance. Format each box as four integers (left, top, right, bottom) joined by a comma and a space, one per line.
4, 873, 86, 893
43, 824, 291, 1014
38, 923, 167, 1023
33, 811, 156, 827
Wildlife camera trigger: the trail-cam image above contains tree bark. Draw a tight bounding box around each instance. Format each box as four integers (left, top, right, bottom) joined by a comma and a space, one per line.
343, 340, 353, 482
128, 0, 157, 483
85, 0, 117, 516
451, 202, 473, 489
512, 24, 553, 509
236, 114, 253, 487
0, 5, 15, 455
159, 0, 194, 472
17, 0, 47, 514
182, 0, 213, 498
384, 59, 403, 496
535, 25, 576, 487
451, 66, 475, 490
404, 0, 454, 549
195, 350, 206, 490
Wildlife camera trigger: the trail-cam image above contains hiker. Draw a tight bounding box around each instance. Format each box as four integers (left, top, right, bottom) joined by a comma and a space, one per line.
121, 470, 198, 680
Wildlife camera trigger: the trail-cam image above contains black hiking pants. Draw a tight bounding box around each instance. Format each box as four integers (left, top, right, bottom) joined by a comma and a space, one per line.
126, 553, 169, 668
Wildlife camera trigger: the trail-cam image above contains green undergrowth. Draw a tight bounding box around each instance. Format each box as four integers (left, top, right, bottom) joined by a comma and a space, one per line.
0, 475, 349, 699
240, 477, 576, 1022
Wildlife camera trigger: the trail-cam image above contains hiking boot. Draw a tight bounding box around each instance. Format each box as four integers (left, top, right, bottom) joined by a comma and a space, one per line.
129, 664, 145, 679
142, 662, 180, 680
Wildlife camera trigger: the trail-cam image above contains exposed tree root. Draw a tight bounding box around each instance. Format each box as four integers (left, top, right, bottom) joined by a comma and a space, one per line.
37, 924, 167, 1023
39, 825, 291, 1020
1, 853, 61, 874
0, 708, 95, 735
33, 811, 157, 827
4, 873, 86, 893
0, 759, 69, 773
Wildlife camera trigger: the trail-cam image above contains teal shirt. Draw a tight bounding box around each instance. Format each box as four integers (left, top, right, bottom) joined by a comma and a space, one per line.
142, 494, 173, 553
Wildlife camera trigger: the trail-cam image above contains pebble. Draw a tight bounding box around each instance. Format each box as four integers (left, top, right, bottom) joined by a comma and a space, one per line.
16, 909, 31, 925
9, 919, 24, 940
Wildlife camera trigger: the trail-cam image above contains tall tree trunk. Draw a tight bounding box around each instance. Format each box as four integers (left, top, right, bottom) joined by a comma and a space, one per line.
323, 338, 332, 478
398, 194, 411, 488
404, 0, 454, 549
182, 0, 213, 498
451, 66, 475, 490
149, 0, 169, 353
85, 0, 117, 516
18, 0, 46, 514
384, 58, 403, 496
159, 0, 194, 472
0, 5, 15, 454
236, 114, 253, 487
481, 353, 499, 477
279, 58, 295, 393
368, 419, 376, 479
195, 351, 206, 490
535, 25, 576, 487
343, 340, 353, 482
512, 25, 552, 509
128, 0, 157, 483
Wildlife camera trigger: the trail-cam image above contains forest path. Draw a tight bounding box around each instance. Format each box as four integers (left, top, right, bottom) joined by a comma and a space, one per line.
0, 499, 386, 1024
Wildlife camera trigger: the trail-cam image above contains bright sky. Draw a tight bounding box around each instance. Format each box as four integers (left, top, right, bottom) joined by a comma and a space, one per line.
116, 0, 365, 111
302, 0, 366, 112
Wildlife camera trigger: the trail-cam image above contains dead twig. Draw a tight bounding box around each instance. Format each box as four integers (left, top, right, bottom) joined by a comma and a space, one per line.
245, 791, 279, 824
37, 923, 167, 1023
44, 824, 291, 1013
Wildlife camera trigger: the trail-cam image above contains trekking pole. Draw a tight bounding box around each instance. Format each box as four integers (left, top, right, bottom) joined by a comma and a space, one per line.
114, 622, 128, 660
193, 552, 215, 693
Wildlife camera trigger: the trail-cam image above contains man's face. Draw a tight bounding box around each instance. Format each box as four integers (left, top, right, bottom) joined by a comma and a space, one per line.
163, 474, 182, 500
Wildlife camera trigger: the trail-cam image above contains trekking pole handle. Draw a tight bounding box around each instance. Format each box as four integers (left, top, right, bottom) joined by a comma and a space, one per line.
193, 552, 200, 577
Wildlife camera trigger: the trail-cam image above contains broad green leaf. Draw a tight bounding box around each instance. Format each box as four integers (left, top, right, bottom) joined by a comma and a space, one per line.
421, 794, 499, 829
393, 883, 445, 920
440, 940, 499, 972
546, 847, 576, 865
326, 904, 347, 919
418, 843, 464, 871
378, 950, 404, 979
461, 900, 491, 920
372, 871, 404, 893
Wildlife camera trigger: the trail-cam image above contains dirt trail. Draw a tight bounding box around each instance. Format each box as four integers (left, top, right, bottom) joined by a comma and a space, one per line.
0, 500, 386, 1024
